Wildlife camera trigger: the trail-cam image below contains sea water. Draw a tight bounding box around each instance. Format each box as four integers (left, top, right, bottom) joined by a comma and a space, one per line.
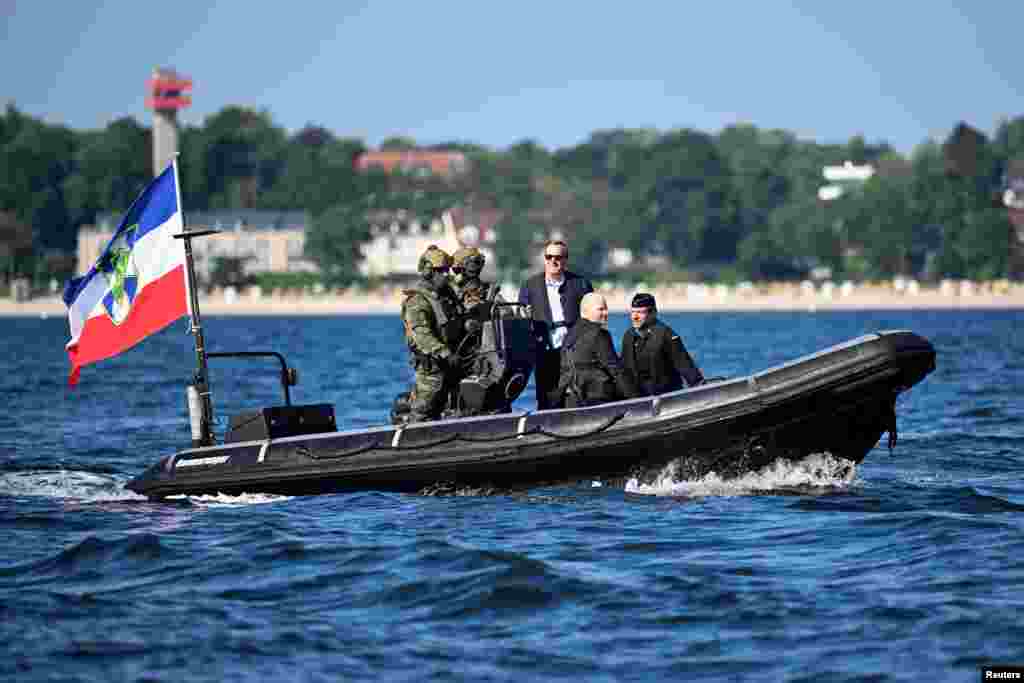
1, 310, 1022, 682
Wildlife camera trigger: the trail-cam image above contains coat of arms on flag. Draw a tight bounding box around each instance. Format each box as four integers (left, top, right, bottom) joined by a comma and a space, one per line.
63, 162, 191, 385
97, 225, 140, 325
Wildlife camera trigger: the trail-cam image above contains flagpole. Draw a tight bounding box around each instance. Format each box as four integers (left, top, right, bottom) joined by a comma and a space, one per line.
171, 156, 219, 447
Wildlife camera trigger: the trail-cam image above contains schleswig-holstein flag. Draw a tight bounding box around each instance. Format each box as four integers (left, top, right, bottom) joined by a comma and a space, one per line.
63, 162, 190, 385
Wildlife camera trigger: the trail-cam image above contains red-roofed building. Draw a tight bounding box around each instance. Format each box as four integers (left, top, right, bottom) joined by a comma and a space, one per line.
354, 149, 469, 178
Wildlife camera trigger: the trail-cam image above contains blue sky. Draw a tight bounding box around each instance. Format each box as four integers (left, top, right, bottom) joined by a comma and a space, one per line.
2, 1, 1021, 153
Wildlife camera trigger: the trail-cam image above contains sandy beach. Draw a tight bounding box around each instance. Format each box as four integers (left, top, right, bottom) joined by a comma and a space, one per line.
6, 280, 1024, 317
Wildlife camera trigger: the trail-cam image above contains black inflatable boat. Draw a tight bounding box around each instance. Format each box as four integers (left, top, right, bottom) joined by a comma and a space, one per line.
125, 329, 935, 499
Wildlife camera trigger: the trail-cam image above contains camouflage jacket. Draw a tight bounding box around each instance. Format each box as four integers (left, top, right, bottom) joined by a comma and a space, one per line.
453, 279, 493, 308
401, 285, 462, 358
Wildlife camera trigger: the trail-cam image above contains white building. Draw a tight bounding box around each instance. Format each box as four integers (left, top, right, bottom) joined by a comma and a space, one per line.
78, 211, 313, 279
818, 161, 875, 201
358, 208, 499, 280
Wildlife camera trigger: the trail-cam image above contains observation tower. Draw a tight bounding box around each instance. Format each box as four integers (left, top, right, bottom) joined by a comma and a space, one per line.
145, 68, 192, 177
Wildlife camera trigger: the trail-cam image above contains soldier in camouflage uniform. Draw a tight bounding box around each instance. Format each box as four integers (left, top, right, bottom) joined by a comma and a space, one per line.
400, 245, 464, 423
450, 246, 494, 308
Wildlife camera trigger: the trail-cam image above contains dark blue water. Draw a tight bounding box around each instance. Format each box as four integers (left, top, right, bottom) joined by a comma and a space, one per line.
2, 310, 1023, 682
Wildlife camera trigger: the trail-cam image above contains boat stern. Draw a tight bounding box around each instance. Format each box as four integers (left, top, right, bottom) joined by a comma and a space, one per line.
124, 454, 176, 499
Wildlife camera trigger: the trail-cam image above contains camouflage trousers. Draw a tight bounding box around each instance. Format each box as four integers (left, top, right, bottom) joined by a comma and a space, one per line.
408, 367, 448, 422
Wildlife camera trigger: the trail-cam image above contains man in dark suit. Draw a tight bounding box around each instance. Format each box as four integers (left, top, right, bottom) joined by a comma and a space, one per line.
551, 293, 638, 408
518, 239, 594, 410
621, 292, 704, 396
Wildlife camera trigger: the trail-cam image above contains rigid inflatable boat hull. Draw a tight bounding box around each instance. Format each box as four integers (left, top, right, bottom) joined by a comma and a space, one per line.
126, 330, 935, 498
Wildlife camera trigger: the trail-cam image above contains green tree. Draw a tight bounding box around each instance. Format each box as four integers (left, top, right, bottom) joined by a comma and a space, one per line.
493, 214, 542, 278
379, 136, 418, 150
466, 151, 535, 212
630, 129, 739, 265
553, 128, 656, 187
62, 117, 150, 229
956, 208, 1012, 279
505, 139, 553, 173
305, 202, 373, 285
0, 210, 34, 282
716, 125, 794, 262
993, 116, 1024, 161
183, 106, 287, 210
739, 194, 830, 279
924, 124, 1005, 278
845, 165, 918, 277
260, 125, 364, 215
0, 106, 76, 251
207, 254, 253, 290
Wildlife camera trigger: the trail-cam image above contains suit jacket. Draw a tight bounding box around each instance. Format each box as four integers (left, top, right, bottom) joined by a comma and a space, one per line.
621, 319, 704, 396
518, 271, 594, 350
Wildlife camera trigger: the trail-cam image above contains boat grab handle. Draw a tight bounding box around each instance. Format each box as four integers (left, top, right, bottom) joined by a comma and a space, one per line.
396, 412, 629, 447
307, 441, 382, 460
298, 412, 628, 459
531, 412, 627, 440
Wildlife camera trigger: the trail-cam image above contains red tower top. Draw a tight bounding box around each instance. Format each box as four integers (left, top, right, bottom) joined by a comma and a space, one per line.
146, 67, 192, 111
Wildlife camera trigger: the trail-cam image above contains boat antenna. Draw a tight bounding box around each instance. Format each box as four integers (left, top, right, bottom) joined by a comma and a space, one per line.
170, 156, 220, 447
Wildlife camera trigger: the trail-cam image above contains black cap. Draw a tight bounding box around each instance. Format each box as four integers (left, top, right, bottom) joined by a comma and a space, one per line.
631, 293, 656, 309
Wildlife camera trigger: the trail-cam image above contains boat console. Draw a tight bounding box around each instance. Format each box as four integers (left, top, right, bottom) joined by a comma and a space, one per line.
454, 300, 537, 416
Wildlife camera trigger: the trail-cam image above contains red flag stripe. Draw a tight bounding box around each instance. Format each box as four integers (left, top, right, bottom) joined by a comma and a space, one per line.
67, 266, 188, 385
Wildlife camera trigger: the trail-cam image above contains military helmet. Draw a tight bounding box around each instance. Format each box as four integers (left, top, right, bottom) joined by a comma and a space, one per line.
452, 246, 485, 276
417, 245, 452, 275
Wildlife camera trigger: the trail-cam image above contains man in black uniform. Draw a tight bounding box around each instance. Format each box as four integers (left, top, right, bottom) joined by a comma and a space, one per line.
551, 293, 638, 408
621, 292, 704, 396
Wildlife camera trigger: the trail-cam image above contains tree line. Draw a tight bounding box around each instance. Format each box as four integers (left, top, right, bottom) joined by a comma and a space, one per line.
2, 102, 1023, 288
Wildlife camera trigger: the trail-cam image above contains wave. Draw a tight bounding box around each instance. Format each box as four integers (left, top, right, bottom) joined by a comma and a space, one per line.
0, 469, 294, 508
625, 452, 858, 497
0, 470, 144, 502
166, 492, 292, 507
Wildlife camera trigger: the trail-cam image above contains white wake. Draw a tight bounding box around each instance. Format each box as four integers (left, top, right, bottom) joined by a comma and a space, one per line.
0, 470, 145, 502
625, 452, 859, 497
167, 492, 292, 507
0, 470, 291, 506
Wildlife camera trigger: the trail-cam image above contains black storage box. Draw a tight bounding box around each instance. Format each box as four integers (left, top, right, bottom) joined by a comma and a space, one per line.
225, 404, 336, 443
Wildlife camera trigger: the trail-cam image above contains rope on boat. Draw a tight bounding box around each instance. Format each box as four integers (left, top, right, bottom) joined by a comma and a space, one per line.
307, 441, 382, 460
391, 412, 627, 448
385, 411, 629, 448
530, 412, 627, 440
457, 429, 532, 444
296, 411, 629, 460
389, 432, 463, 451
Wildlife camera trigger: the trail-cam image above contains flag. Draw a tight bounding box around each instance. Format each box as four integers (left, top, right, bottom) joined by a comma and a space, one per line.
63, 162, 190, 385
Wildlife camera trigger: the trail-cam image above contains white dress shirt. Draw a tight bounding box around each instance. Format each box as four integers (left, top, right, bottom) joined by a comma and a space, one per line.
545, 276, 567, 349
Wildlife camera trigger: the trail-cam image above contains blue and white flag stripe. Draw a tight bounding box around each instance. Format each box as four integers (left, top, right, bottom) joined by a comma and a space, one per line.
64, 164, 180, 309
63, 161, 190, 385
